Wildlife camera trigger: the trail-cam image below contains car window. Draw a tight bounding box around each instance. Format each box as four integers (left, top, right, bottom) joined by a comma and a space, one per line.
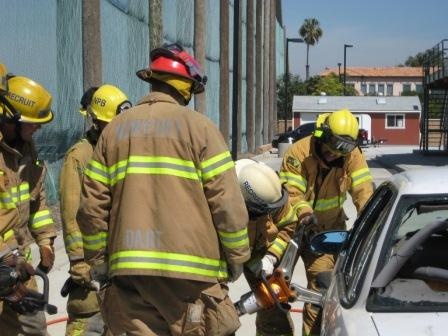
340, 184, 395, 306
367, 195, 448, 312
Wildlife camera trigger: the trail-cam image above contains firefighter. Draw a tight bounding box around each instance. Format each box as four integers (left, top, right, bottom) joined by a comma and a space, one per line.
0, 73, 56, 335
280, 109, 374, 335
236, 159, 302, 336
77, 43, 250, 335
59, 84, 131, 336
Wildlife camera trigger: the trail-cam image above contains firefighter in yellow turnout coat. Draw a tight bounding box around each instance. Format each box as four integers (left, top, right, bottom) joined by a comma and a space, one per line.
59, 85, 131, 336
0, 73, 56, 335
280, 109, 374, 335
77, 44, 250, 335
236, 159, 301, 336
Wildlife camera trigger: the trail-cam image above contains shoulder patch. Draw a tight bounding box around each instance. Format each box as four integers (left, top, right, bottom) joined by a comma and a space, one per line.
286, 155, 301, 169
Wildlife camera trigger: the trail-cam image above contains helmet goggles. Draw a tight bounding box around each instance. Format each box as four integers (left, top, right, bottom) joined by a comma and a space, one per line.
246, 186, 288, 218
148, 43, 207, 93
325, 133, 357, 156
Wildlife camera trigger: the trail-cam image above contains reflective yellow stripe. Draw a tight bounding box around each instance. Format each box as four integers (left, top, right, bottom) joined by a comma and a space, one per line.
0, 182, 30, 209
201, 151, 234, 181
64, 231, 83, 251
218, 228, 249, 248
351, 167, 372, 188
85, 160, 109, 184
2, 229, 14, 241
29, 210, 53, 230
279, 171, 307, 193
83, 232, 108, 251
109, 250, 228, 279
269, 238, 288, 256
313, 194, 346, 212
277, 206, 298, 228
86, 156, 202, 186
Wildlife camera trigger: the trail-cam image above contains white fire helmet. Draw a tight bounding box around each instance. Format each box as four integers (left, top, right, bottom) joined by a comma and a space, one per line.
235, 159, 287, 217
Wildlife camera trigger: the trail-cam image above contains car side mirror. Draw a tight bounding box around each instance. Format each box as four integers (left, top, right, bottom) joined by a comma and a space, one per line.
310, 230, 349, 255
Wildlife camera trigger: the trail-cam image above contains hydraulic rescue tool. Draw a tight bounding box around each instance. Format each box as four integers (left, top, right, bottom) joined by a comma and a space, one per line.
0, 264, 57, 315
234, 224, 322, 316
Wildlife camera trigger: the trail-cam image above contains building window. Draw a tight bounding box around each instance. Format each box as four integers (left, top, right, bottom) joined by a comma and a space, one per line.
402, 83, 411, 93
361, 83, 367, 95
369, 84, 376, 94
387, 84, 393, 96
386, 114, 405, 129
416, 84, 423, 93
378, 84, 385, 95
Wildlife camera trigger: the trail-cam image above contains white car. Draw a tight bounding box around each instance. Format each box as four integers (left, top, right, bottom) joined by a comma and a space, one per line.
307, 167, 448, 336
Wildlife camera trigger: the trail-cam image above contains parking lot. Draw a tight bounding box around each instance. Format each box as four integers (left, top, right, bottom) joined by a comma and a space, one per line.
38, 145, 448, 335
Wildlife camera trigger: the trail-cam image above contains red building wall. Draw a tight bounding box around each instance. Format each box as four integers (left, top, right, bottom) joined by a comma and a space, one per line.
371, 113, 420, 145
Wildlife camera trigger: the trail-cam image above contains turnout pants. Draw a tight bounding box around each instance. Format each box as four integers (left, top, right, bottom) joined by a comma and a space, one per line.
301, 249, 335, 336
101, 275, 241, 336
0, 276, 49, 336
65, 285, 105, 336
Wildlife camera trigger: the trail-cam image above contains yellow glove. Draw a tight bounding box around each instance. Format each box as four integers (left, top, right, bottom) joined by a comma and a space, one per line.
38, 244, 55, 273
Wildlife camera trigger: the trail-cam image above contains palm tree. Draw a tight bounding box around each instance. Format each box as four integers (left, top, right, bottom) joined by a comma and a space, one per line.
299, 18, 323, 81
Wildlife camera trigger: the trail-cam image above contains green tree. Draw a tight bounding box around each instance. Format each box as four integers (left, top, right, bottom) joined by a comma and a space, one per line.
307, 73, 358, 96
299, 18, 323, 81
276, 74, 306, 120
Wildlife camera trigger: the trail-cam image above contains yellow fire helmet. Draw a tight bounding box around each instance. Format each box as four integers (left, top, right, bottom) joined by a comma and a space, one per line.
0, 63, 8, 116
326, 109, 359, 140
86, 84, 132, 123
0, 63, 7, 93
2, 75, 53, 124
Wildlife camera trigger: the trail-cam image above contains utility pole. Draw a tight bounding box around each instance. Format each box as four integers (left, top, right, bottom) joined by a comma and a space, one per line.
283, 38, 304, 132
343, 44, 353, 96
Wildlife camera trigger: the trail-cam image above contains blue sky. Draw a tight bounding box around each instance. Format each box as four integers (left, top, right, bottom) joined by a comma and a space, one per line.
282, 0, 448, 79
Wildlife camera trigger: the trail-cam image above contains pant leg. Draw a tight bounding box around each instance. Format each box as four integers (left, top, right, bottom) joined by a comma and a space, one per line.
65, 311, 106, 336
301, 250, 335, 336
101, 276, 240, 336
255, 308, 294, 336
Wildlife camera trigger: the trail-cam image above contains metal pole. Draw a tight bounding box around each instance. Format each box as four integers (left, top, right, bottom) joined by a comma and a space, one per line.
343, 44, 353, 96
343, 46, 347, 96
284, 40, 289, 132
231, 0, 240, 160
338, 62, 341, 83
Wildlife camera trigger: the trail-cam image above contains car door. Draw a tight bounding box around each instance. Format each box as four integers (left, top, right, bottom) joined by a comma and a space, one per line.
321, 184, 396, 336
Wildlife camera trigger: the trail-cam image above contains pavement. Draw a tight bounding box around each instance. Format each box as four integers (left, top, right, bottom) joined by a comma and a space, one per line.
29, 144, 448, 335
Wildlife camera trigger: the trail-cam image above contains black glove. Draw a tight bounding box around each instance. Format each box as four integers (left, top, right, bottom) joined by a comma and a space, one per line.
300, 213, 318, 243
3, 252, 35, 282
5, 288, 46, 315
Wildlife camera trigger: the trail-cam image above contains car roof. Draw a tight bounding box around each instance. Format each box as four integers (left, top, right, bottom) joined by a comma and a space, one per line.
388, 167, 448, 195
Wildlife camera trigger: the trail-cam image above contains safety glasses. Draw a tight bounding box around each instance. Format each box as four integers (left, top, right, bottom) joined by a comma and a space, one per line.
325, 134, 357, 156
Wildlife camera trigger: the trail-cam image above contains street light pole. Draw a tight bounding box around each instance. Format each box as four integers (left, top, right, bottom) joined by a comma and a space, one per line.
283, 37, 304, 132
343, 44, 353, 96
337, 62, 342, 83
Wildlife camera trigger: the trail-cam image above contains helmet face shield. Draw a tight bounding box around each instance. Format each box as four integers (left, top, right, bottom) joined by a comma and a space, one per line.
325, 133, 357, 156
246, 186, 288, 218
139, 43, 207, 94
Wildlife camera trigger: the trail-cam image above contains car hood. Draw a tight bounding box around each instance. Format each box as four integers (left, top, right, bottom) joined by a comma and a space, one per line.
372, 312, 448, 335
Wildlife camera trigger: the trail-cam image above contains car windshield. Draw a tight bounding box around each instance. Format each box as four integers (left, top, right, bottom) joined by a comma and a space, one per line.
368, 195, 448, 312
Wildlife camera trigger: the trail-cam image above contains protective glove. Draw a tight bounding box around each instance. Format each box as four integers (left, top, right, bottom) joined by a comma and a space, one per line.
261, 254, 277, 277
228, 263, 244, 283
38, 244, 55, 273
69, 261, 97, 290
300, 213, 318, 242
